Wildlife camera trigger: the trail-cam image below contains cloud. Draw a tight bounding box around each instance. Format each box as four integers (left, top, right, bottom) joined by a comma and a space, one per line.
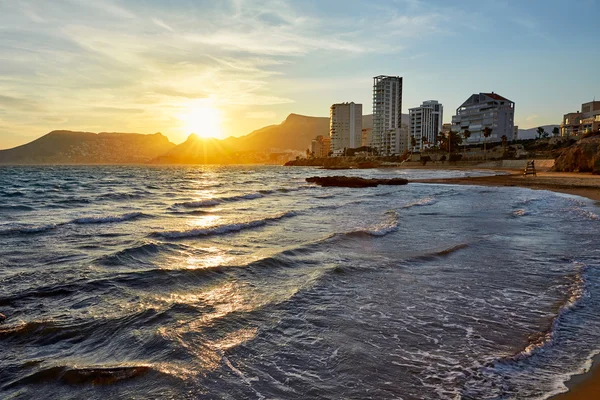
526, 114, 538, 122
0, 95, 45, 112
0, 0, 466, 146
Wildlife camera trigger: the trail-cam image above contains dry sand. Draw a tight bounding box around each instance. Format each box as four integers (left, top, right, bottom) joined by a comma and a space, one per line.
412, 169, 600, 399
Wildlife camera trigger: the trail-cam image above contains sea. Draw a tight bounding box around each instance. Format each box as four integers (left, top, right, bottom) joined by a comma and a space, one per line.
1, 165, 600, 400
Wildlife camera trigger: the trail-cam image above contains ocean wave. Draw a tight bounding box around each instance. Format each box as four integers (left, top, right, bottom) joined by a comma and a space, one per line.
97, 242, 188, 266
402, 197, 437, 209
4, 364, 151, 387
96, 192, 146, 201
71, 212, 147, 225
174, 199, 221, 208
172, 192, 265, 209
344, 210, 400, 238
153, 211, 297, 239
1, 190, 26, 197
0, 223, 58, 236
0, 204, 34, 211
501, 262, 588, 363
512, 209, 528, 217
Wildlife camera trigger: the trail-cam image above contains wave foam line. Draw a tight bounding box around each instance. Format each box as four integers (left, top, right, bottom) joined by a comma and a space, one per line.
503, 262, 589, 363
0, 223, 58, 235
72, 212, 147, 225
402, 197, 437, 209
172, 192, 265, 209
154, 211, 297, 239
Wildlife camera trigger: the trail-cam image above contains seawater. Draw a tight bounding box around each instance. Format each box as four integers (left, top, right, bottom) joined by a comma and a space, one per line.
1, 165, 599, 400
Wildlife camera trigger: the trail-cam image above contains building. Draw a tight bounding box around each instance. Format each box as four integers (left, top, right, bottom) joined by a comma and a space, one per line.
372, 75, 403, 155
561, 101, 600, 137
409, 100, 443, 151
451, 92, 515, 144
330, 102, 362, 155
361, 128, 372, 147
311, 135, 331, 158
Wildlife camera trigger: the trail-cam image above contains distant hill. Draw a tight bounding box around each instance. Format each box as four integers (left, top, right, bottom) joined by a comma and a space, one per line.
0, 131, 175, 164
518, 125, 560, 140
0, 113, 410, 165
150, 113, 409, 164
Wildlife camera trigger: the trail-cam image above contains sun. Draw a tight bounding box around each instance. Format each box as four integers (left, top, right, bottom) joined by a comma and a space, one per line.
179, 101, 223, 139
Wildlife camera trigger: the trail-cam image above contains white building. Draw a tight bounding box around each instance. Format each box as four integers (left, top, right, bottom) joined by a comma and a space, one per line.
409, 100, 443, 151
372, 76, 403, 155
451, 92, 515, 143
330, 102, 362, 156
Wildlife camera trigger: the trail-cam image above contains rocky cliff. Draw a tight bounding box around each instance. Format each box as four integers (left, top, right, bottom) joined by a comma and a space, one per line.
553, 134, 600, 174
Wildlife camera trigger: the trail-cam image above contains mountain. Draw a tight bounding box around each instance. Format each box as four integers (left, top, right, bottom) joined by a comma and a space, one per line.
0, 131, 175, 164
0, 113, 410, 165
517, 125, 560, 140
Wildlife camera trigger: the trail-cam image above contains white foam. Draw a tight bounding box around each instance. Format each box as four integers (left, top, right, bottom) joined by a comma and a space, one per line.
72, 212, 145, 224
155, 211, 297, 239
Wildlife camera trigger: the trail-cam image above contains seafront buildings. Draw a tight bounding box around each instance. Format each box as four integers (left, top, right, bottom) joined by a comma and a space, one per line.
451, 92, 515, 143
372, 76, 403, 155
330, 102, 362, 156
409, 100, 443, 151
311, 135, 331, 158
560, 101, 600, 137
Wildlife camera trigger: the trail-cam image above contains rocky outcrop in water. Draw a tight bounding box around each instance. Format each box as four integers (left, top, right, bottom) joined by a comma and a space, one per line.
306, 176, 409, 188
553, 134, 600, 174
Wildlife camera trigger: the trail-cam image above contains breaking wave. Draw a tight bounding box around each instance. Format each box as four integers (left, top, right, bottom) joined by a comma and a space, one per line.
71, 212, 148, 225
153, 211, 297, 239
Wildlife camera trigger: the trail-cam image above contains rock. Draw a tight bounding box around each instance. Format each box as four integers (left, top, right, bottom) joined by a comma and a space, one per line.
553, 134, 600, 174
0, 313, 6, 323
306, 176, 409, 188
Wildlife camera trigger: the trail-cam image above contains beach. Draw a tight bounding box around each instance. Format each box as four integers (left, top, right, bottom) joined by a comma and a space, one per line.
413, 169, 600, 202
414, 168, 600, 399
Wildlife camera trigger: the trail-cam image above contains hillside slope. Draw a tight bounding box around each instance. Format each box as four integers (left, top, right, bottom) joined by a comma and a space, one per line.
0, 131, 175, 164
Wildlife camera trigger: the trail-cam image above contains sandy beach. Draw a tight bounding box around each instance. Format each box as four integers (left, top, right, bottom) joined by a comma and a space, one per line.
414, 168, 600, 399
413, 170, 600, 202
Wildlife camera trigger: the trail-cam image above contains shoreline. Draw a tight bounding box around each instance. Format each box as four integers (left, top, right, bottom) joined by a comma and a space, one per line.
414, 169, 600, 399
412, 170, 600, 202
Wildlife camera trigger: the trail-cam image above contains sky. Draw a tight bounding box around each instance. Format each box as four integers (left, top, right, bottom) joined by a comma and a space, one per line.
0, 0, 599, 149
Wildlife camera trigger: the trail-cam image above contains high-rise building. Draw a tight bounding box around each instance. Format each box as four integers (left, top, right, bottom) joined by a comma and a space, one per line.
451, 92, 515, 143
409, 100, 443, 151
330, 102, 362, 156
311, 135, 331, 158
372, 76, 403, 155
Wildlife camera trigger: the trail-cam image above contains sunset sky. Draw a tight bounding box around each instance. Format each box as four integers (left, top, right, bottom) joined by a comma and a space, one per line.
1, 0, 599, 149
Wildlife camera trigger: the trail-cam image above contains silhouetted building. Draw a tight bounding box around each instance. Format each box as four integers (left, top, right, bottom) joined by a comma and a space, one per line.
451, 92, 515, 144
372, 76, 403, 155
311, 135, 331, 158
409, 100, 443, 151
330, 102, 362, 155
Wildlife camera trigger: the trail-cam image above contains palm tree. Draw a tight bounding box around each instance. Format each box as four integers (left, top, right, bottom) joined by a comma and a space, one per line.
536, 127, 545, 140
462, 129, 471, 153
483, 127, 492, 159
501, 135, 508, 155
552, 127, 560, 137
410, 135, 417, 153
422, 135, 428, 154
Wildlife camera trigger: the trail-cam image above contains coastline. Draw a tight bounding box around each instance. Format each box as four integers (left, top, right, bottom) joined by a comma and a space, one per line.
412, 170, 600, 202
413, 168, 600, 399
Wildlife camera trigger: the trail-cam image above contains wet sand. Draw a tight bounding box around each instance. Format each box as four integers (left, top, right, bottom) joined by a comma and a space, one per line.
413, 169, 600, 399
412, 170, 600, 202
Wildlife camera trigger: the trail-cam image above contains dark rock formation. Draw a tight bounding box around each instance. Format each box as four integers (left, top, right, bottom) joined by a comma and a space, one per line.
0, 313, 6, 323
306, 176, 409, 188
553, 134, 600, 174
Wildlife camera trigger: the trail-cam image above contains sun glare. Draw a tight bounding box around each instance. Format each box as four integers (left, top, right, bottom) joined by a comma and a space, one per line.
179, 101, 223, 139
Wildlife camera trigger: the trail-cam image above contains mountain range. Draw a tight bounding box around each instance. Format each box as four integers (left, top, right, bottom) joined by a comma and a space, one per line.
0, 113, 553, 164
